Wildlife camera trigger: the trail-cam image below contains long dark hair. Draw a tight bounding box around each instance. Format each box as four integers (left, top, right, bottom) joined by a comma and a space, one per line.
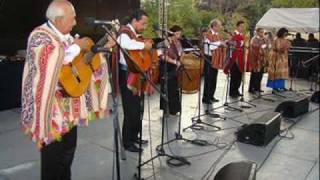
277, 28, 288, 38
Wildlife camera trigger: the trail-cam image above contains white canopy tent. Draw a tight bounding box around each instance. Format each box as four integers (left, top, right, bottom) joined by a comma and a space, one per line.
256, 8, 319, 33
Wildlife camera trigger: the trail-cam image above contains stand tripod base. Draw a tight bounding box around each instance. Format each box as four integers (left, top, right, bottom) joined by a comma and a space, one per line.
138, 146, 191, 169
271, 90, 287, 98
183, 117, 221, 132
213, 102, 243, 112
237, 97, 256, 109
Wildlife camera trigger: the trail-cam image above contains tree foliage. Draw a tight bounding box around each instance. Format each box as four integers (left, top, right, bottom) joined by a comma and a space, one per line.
142, 0, 318, 38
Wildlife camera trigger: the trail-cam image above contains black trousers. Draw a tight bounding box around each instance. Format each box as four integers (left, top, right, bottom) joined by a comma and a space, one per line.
229, 64, 242, 96
249, 70, 263, 92
159, 63, 181, 115
203, 55, 218, 101
119, 69, 144, 147
41, 126, 77, 180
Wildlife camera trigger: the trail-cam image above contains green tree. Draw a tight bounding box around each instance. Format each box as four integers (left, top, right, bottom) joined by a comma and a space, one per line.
142, 0, 318, 38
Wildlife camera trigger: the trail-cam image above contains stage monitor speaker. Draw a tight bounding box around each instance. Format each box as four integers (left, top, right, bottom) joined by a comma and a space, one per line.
214, 161, 257, 180
236, 112, 281, 146
275, 96, 309, 118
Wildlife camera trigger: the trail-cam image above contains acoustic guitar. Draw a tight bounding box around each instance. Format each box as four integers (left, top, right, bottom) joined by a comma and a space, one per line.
126, 46, 158, 73
59, 20, 120, 97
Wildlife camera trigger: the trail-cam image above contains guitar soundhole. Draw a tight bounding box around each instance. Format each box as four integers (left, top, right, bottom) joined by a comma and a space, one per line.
76, 76, 81, 83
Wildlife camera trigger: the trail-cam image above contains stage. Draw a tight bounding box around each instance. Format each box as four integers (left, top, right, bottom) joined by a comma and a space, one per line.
0, 71, 318, 180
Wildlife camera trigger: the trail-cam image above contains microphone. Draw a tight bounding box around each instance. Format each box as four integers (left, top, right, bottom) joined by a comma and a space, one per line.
152, 25, 174, 35
85, 17, 117, 26
91, 45, 112, 53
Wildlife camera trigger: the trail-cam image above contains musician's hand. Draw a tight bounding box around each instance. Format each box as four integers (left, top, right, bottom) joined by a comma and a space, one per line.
74, 37, 90, 50
144, 40, 153, 50
220, 41, 228, 48
105, 33, 116, 48
176, 60, 181, 69
261, 44, 267, 49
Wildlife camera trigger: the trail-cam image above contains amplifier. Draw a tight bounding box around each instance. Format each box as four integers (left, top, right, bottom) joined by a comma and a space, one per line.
275, 96, 309, 118
236, 112, 281, 146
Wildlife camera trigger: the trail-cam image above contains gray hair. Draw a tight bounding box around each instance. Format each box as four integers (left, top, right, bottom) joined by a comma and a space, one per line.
45, 0, 73, 22
209, 19, 222, 28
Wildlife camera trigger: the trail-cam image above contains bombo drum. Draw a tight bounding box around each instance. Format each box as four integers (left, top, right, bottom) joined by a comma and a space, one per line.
179, 53, 203, 94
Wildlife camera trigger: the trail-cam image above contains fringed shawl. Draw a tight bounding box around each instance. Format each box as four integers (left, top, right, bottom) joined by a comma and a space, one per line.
267, 38, 290, 80
205, 31, 226, 69
247, 36, 268, 72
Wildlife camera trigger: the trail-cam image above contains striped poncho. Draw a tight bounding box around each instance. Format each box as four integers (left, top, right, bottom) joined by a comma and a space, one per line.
21, 23, 109, 148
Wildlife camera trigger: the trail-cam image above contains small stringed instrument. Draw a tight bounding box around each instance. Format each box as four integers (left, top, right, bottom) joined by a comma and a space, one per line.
59, 19, 120, 97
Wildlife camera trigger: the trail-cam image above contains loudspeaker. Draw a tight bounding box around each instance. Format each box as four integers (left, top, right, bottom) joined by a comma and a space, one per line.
237, 112, 281, 146
214, 161, 257, 180
275, 96, 309, 118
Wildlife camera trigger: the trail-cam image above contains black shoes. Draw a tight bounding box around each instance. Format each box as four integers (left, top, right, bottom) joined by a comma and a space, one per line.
229, 91, 243, 98
249, 89, 264, 93
210, 97, 219, 102
124, 143, 143, 153
124, 139, 148, 152
202, 97, 219, 104
134, 139, 148, 145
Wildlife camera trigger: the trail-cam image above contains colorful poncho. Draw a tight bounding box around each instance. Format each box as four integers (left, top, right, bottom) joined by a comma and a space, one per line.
21, 23, 109, 148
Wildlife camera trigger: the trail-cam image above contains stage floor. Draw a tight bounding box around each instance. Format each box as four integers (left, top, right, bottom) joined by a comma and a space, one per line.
0, 71, 319, 180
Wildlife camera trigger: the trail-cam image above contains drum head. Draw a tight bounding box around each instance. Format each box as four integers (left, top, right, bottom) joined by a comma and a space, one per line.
180, 54, 202, 69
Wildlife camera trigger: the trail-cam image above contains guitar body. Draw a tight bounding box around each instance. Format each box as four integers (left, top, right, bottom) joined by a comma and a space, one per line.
126, 49, 154, 73
59, 38, 102, 97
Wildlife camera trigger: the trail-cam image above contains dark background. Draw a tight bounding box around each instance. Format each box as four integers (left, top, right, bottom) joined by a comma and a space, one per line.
0, 0, 140, 55
0, 0, 140, 110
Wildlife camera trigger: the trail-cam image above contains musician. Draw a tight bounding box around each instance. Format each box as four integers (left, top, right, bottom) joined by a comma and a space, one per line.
267, 28, 291, 91
159, 25, 182, 115
202, 19, 226, 104
21, 1, 112, 179
248, 28, 268, 94
225, 20, 246, 98
117, 9, 152, 153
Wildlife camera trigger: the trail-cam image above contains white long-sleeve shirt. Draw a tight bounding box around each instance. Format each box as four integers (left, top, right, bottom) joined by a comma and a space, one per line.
47, 21, 80, 64
203, 29, 222, 56
117, 24, 145, 66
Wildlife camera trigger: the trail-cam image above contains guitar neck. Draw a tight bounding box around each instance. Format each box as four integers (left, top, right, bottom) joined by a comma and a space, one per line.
84, 35, 108, 64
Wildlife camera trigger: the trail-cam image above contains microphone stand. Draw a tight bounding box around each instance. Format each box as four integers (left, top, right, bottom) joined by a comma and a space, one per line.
155, 54, 209, 152
297, 54, 319, 92
227, 37, 257, 109
137, 27, 191, 177
211, 44, 243, 113
98, 26, 125, 180
182, 37, 224, 132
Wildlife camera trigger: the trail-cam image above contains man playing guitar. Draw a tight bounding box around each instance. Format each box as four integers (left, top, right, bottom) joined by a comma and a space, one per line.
117, 9, 152, 153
